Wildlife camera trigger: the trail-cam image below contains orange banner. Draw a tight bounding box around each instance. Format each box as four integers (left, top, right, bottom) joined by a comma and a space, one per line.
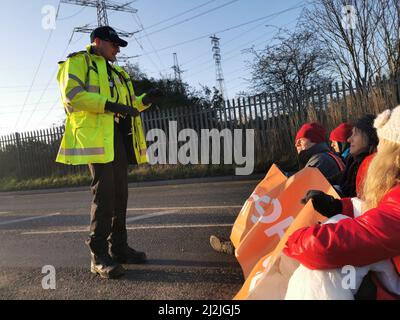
230, 164, 287, 249
234, 167, 338, 279
234, 200, 329, 299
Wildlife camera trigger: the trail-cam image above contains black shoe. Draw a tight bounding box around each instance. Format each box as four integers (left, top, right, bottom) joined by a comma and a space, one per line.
90, 253, 125, 279
110, 246, 147, 264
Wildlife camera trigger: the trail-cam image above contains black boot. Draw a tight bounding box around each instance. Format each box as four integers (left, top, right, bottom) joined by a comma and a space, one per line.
87, 237, 125, 278
90, 252, 125, 279
110, 246, 147, 264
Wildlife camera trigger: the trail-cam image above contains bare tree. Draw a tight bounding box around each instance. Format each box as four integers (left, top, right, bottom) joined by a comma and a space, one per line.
304, 0, 400, 87
247, 29, 332, 111
374, 0, 400, 78
123, 61, 147, 81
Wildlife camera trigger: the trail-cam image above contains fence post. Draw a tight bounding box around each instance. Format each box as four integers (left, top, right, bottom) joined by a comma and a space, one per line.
236, 98, 243, 130
14, 132, 22, 179
226, 100, 233, 131
217, 101, 224, 130
247, 96, 254, 129
232, 98, 237, 129
221, 99, 227, 129
396, 75, 400, 105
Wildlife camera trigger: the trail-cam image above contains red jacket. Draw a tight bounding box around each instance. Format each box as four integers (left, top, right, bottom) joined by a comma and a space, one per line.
339, 154, 400, 299
284, 153, 400, 298
284, 185, 400, 270
355, 154, 374, 196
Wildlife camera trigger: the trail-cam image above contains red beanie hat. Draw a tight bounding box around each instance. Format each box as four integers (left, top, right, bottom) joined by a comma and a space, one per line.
295, 122, 326, 143
329, 123, 353, 142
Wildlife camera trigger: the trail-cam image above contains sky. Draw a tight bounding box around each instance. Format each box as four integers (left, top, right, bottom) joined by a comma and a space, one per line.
0, 0, 307, 135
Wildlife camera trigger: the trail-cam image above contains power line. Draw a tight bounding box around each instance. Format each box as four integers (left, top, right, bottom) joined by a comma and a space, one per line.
130, 0, 241, 75
181, 16, 299, 78
227, 80, 249, 95
0, 99, 59, 109
38, 32, 79, 125
0, 100, 60, 115
57, 6, 86, 20
137, 0, 240, 39
143, 0, 218, 31
134, 3, 306, 57
184, 18, 300, 80
12, 1, 61, 131
40, 99, 63, 127
132, 13, 167, 72
224, 66, 248, 78
176, 20, 268, 70
0, 84, 50, 89
131, 34, 165, 78
21, 4, 85, 129
0, 85, 58, 91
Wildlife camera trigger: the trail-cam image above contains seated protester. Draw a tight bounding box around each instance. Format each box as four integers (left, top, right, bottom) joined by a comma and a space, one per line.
284, 106, 400, 300
209, 122, 344, 256
329, 123, 353, 161
330, 115, 379, 197
295, 122, 345, 178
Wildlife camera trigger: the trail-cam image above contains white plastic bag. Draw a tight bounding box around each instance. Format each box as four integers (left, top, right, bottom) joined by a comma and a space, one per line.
285, 211, 400, 299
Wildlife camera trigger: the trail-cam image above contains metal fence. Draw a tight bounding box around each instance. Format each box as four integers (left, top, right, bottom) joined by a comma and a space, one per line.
0, 126, 87, 179
1, 76, 398, 179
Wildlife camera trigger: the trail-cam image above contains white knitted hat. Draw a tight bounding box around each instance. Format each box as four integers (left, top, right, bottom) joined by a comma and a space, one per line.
374, 105, 400, 144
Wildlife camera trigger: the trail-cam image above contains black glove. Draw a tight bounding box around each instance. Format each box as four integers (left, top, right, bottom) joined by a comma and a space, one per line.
301, 190, 342, 218
105, 101, 139, 117
142, 88, 164, 105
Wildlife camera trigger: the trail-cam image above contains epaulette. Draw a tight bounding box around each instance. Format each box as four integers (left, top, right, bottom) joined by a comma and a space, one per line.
58, 50, 87, 65
66, 50, 87, 59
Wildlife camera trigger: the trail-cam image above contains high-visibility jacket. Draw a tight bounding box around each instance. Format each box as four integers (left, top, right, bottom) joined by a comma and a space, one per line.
56, 44, 149, 165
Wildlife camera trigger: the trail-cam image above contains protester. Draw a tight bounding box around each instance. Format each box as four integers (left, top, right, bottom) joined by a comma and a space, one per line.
210, 122, 344, 255
284, 106, 400, 299
295, 122, 345, 178
329, 115, 378, 197
329, 122, 353, 161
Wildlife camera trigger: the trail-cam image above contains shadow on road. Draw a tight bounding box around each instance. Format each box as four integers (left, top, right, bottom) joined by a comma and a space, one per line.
145, 258, 241, 269
122, 267, 244, 284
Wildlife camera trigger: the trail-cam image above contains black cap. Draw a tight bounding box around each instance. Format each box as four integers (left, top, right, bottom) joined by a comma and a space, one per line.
90, 26, 128, 47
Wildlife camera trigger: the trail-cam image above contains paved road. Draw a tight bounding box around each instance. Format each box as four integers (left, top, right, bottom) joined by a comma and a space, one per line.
0, 179, 259, 300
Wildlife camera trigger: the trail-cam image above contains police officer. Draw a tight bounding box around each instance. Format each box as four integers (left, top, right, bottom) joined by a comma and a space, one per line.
56, 26, 162, 278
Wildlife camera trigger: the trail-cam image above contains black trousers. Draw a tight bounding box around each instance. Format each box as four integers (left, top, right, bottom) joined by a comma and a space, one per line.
86, 126, 129, 255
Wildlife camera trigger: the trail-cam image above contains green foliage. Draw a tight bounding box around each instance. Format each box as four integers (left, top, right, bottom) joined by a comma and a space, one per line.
0, 164, 239, 192
0, 173, 91, 192
123, 61, 225, 110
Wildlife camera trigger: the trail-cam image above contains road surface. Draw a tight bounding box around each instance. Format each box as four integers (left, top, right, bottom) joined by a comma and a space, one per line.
0, 178, 259, 300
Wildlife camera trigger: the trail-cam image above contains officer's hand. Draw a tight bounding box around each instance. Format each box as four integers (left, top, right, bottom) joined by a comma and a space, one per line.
142, 88, 164, 105
301, 190, 342, 218
105, 101, 139, 117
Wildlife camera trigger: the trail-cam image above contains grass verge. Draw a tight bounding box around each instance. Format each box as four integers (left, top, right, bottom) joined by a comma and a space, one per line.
0, 157, 298, 192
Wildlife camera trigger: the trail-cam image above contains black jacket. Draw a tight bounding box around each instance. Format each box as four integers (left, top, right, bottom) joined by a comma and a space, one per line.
298, 142, 343, 179
338, 152, 370, 197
